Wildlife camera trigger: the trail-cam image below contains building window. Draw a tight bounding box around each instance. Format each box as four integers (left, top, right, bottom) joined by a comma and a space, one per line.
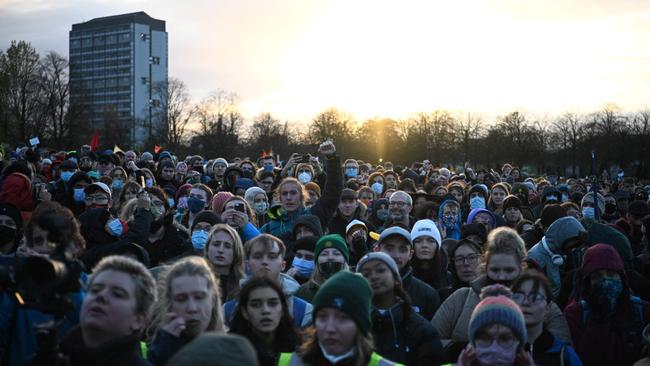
149, 56, 160, 65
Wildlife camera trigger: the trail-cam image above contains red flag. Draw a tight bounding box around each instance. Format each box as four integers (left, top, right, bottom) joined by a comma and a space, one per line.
89, 130, 99, 151
261, 148, 273, 158
154, 145, 162, 154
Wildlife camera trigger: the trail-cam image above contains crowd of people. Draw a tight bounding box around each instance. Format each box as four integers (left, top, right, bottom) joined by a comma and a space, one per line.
1, 141, 650, 366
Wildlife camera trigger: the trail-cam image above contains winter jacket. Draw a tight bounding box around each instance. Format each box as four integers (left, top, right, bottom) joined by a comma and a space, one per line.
401, 266, 441, 321
261, 156, 342, 244
411, 247, 452, 293
371, 302, 444, 366
528, 216, 586, 299
0, 172, 33, 222
432, 275, 572, 362
437, 199, 462, 240
295, 279, 320, 303
141, 219, 190, 267
147, 329, 191, 366
58, 171, 91, 217
79, 207, 152, 269
278, 351, 402, 366
58, 326, 150, 366
564, 244, 650, 366
528, 328, 583, 366
224, 273, 313, 328
0, 274, 86, 366
327, 207, 376, 239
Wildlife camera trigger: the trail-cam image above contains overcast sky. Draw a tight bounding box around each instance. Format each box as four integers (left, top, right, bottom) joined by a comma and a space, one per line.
1, 0, 649, 123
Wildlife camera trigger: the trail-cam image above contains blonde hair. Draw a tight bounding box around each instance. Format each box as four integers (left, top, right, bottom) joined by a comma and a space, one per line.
483, 227, 527, 267
118, 198, 138, 222
205, 224, 245, 284
274, 177, 309, 208
147, 256, 224, 339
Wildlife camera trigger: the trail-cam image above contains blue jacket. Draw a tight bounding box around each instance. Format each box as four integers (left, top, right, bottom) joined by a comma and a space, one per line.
0, 272, 87, 366
530, 328, 583, 366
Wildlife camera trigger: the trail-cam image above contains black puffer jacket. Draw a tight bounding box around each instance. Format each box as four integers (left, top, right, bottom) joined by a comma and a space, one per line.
142, 214, 191, 267
401, 266, 441, 321
371, 301, 444, 366
58, 326, 149, 366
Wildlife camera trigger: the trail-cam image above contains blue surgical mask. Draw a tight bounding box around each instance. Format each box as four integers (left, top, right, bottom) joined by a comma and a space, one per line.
371, 182, 383, 194
145, 178, 154, 188
292, 257, 315, 277
346, 168, 358, 178
470, 196, 486, 209
298, 172, 312, 184
191, 230, 209, 250
253, 202, 269, 215
263, 165, 273, 172
187, 197, 206, 213
546, 194, 558, 202
60, 171, 74, 182
73, 188, 85, 203
167, 198, 175, 207
112, 179, 123, 190
582, 207, 595, 219
107, 218, 123, 237
561, 193, 569, 203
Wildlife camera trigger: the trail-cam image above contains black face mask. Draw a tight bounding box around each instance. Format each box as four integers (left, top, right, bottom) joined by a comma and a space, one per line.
0, 225, 17, 245
319, 262, 343, 278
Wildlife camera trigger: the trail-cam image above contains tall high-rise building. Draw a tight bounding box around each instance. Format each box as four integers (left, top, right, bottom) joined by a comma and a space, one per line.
69, 12, 168, 148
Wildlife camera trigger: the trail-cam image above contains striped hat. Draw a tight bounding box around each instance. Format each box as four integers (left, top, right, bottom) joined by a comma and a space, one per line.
468, 295, 527, 344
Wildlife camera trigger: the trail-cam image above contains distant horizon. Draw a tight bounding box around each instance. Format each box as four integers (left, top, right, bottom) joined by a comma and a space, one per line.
2, 0, 649, 123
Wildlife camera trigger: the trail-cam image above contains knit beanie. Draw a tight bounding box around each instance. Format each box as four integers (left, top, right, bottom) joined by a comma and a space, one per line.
540, 204, 566, 228
190, 211, 221, 232
314, 234, 350, 263
581, 192, 605, 214
411, 219, 442, 245
502, 195, 522, 211
211, 191, 234, 213
167, 333, 258, 366
356, 252, 401, 284
293, 236, 318, 253
304, 182, 321, 197
244, 186, 266, 203
468, 295, 528, 345
312, 271, 373, 335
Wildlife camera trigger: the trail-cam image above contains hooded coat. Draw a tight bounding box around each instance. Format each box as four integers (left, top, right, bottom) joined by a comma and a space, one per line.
60, 171, 92, 217
261, 156, 342, 245
437, 199, 462, 240
564, 244, 650, 366
371, 302, 444, 366
528, 216, 586, 299
0, 172, 33, 222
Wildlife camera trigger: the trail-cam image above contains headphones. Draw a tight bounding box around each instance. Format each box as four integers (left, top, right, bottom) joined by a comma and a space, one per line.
542, 238, 564, 266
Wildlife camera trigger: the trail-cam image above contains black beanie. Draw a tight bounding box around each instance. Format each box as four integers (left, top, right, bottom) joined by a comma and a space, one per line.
293, 236, 318, 253
502, 195, 522, 211
190, 211, 221, 232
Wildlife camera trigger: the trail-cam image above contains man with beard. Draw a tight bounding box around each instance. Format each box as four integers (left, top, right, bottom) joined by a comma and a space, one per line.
386, 190, 416, 229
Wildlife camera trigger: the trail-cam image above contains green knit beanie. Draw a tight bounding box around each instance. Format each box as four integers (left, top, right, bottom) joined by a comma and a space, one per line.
312, 271, 372, 335
314, 234, 350, 263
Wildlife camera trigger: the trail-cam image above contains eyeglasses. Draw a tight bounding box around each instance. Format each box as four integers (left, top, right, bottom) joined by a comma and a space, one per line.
475, 334, 518, 349
389, 201, 408, 208
281, 190, 299, 196
453, 254, 480, 266
261, 180, 273, 185
85, 195, 109, 203
512, 292, 547, 304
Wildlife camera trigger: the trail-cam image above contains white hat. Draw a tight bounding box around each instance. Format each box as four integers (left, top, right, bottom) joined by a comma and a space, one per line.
411, 219, 441, 245
346, 219, 367, 234
84, 182, 112, 199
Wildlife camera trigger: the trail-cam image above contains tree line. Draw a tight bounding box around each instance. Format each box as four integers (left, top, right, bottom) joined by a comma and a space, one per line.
1, 40, 649, 177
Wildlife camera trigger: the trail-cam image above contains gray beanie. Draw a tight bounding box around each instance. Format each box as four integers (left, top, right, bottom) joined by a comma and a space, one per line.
356, 252, 402, 284
581, 192, 605, 214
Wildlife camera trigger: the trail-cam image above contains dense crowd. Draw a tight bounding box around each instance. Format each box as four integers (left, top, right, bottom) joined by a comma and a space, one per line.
1, 141, 650, 366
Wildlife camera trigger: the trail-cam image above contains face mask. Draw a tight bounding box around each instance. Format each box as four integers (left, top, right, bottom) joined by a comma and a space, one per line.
470, 196, 486, 209
177, 196, 188, 209
73, 188, 86, 203
562, 193, 569, 203
474, 342, 518, 366
112, 179, 123, 190
253, 202, 269, 215
167, 198, 175, 207
371, 182, 383, 194
346, 168, 357, 178
150, 203, 163, 219
319, 261, 343, 278
263, 165, 273, 172
377, 210, 390, 221
546, 194, 558, 202
191, 230, 209, 251
242, 170, 254, 179
60, 171, 73, 182
145, 178, 154, 188
591, 276, 623, 315
0, 225, 17, 246
106, 218, 123, 237
605, 203, 616, 214
298, 172, 312, 184
442, 214, 457, 228
292, 257, 315, 277
187, 197, 206, 213
582, 207, 595, 219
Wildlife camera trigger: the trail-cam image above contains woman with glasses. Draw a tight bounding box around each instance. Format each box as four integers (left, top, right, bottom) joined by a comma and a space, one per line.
510, 270, 583, 366
448, 239, 483, 292
455, 284, 534, 366
432, 227, 571, 364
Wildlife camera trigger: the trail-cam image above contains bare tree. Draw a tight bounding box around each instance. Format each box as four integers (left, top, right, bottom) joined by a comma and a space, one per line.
454, 112, 483, 163
552, 112, 584, 175
308, 107, 355, 146
152, 77, 195, 150
39, 51, 71, 148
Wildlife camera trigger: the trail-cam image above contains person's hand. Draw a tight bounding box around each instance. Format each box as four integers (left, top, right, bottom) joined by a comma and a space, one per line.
136, 191, 151, 209
161, 312, 186, 337
15, 243, 49, 258
286, 267, 299, 278
38, 184, 51, 202
318, 139, 336, 156
457, 344, 476, 366
230, 210, 249, 228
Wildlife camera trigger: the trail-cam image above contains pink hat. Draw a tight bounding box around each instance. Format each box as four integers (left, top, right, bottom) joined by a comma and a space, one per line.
212, 191, 234, 213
